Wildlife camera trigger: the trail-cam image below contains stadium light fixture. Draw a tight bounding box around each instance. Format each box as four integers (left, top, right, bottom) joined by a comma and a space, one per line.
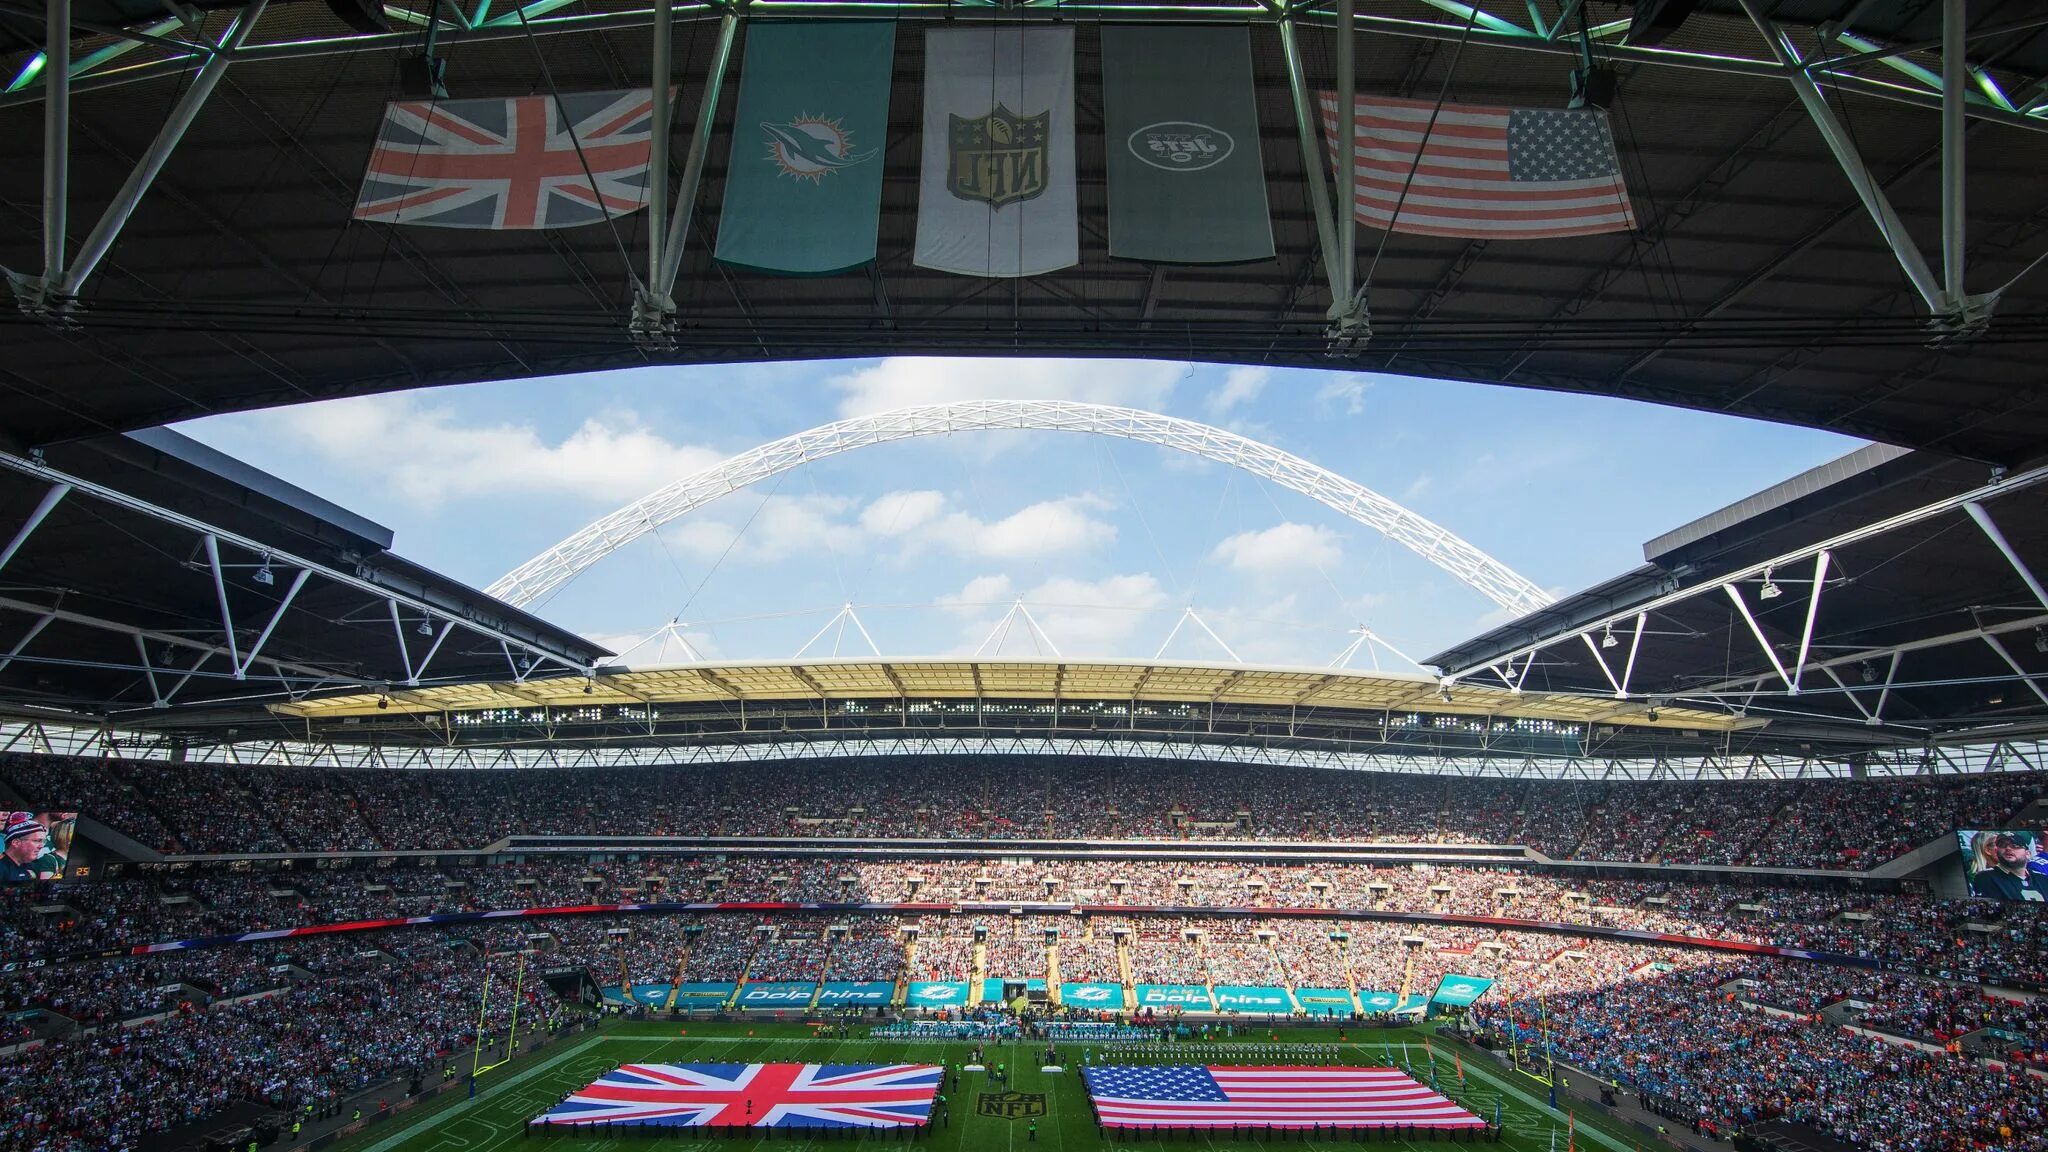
376, 695, 390, 710
252, 557, 274, 586
1759, 567, 1782, 599
1600, 624, 1617, 649
1860, 660, 1877, 683
416, 619, 433, 637
2036, 626, 2047, 654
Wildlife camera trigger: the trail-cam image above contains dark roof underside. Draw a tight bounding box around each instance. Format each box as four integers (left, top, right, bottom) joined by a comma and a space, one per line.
1, 1, 2047, 459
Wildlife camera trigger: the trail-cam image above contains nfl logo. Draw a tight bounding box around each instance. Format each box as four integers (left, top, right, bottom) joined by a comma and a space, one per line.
947, 104, 1050, 207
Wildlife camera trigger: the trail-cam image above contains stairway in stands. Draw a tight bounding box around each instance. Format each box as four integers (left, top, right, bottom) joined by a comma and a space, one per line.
661, 935, 697, 1011
966, 939, 988, 1008
1265, 936, 1303, 1014
891, 934, 917, 1007
723, 932, 767, 1010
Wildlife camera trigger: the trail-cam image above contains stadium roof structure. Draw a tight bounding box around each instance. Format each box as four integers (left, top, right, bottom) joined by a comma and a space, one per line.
1427, 442, 2048, 754
4, 1, 2048, 460
0, 427, 610, 720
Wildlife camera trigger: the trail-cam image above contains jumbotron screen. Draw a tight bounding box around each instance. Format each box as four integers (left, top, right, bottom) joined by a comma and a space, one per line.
1955, 829, 2048, 903
2, 811, 77, 882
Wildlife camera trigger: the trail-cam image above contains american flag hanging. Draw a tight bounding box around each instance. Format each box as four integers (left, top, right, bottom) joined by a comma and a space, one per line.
354, 89, 658, 229
1083, 1065, 1489, 1129
531, 1063, 941, 1129
1317, 94, 1636, 239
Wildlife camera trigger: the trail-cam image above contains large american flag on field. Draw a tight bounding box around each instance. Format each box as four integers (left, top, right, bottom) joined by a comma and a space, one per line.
1084, 1065, 1487, 1129
530, 1063, 939, 1129
354, 89, 658, 229
1317, 94, 1635, 239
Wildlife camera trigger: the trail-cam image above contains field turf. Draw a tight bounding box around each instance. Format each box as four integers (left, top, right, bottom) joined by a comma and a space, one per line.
331, 1020, 1645, 1152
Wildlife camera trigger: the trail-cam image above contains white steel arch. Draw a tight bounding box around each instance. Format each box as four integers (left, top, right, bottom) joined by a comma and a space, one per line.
488, 400, 1554, 617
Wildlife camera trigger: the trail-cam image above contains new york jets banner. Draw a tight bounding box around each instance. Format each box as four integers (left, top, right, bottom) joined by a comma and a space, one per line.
714, 21, 895, 274
1100, 25, 1272, 264
914, 25, 1077, 278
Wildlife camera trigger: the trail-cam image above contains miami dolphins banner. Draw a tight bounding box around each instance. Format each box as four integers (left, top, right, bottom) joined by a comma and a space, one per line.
913, 24, 1077, 278
1060, 981, 1125, 1008
1100, 25, 1272, 264
816, 981, 893, 1006
714, 21, 895, 274
1211, 985, 1291, 1012
1429, 974, 1495, 1007
904, 981, 969, 1008
738, 981, 817, 1009
1136, 984, 1215, 1011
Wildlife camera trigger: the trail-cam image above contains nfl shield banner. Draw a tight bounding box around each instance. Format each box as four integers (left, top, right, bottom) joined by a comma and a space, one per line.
354, 89, 657, 229
714, 21, 895, 275
1101, 25, 1272, 264
914, 25, 1077, 278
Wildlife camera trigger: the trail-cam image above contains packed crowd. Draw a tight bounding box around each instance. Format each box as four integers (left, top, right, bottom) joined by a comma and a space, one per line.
1472, 959, 2048, 1152
14, 854, 2045, 986
3, 895, 2041, 1152
6, 752, 2039, 868
0, 929, 576, 1152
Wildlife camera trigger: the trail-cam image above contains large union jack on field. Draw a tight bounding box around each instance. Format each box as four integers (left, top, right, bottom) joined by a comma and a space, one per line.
353, 89, 657, 230
531, 1063, 941, 1129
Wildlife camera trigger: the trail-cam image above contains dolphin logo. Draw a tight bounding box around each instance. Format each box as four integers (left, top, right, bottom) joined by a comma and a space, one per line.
764, 116, 877, 182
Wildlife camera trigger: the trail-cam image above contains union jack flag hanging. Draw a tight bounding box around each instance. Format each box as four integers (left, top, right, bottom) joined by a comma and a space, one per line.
353, 89, 658, 229
531, 1063, 941, 1129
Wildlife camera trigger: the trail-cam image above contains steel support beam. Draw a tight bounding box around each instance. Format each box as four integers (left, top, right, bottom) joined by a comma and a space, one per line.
1982, 632, 2048, 707
1278, 17, 1344, 313
1791, 550, 1830, 694
236, 566, 309, 679
1445, 460, 2048, 681
8, 4, 2048, 139
132, 633, 164, 706
1739, 0, 1946, 315
1332, 0, 1357, 324
1964, 500, 2048, 611
201, 534, 243, 673
53, 0, 266, 303
644, 6, 738, 327
1941, 0, 1967, 304
646, 0, 674, 299
0, 450, 589, 675
0, 482, 67, 574
39, 0, 68, 291
0, 611, 55, 675
1724, 583, 1794, 690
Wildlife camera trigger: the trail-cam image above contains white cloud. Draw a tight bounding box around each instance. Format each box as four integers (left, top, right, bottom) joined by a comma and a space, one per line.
661, 494, 863, 563
860, 490, 948, 536
861, 491, 1115, 560
260, 393, 724, 506
584, 625, 722, 663
830, 357, 1184, 417
937, 571, 1169, 655
1315, 373, 1373, 416
975, 499, 1117, 557
1210, 522, 1343, 576
1027, 573, 1171, 654
938, 574, 1015, 615
1205, 366, 1270, 418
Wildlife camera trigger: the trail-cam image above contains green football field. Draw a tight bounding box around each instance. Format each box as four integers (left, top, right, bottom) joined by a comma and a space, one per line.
332, 1021, 1642, 1152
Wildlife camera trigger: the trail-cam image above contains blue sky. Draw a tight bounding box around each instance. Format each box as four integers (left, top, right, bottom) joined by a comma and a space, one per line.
176, 358, 1862, 669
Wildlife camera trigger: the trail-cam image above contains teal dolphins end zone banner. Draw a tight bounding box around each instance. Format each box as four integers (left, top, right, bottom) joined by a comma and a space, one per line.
714, 21, 896, 275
